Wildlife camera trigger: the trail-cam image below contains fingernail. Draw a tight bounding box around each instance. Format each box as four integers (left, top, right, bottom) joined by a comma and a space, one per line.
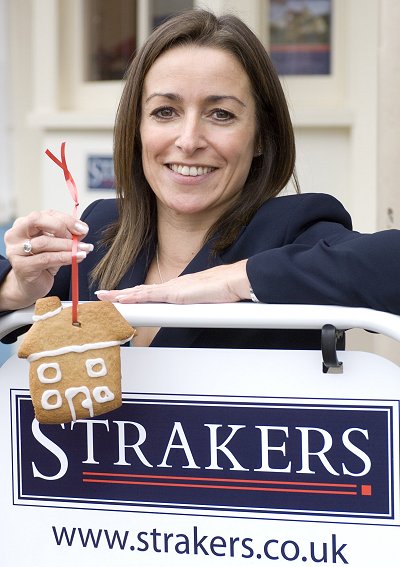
78, 242, 94, 252
76, 251, 87, 259
75, 221, 89, 234
94, 290, 109, 295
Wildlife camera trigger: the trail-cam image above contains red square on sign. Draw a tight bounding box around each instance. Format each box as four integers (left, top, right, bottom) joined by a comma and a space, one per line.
361, 484, 372, 496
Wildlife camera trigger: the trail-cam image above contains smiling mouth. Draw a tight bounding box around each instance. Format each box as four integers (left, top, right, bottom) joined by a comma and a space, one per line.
168, 164, 216, 177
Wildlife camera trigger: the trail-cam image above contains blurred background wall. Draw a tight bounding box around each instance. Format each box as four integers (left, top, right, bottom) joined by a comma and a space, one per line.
2, 0, 400, 363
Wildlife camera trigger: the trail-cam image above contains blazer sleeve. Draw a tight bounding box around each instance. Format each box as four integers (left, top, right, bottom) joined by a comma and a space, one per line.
246, 193, 400, 314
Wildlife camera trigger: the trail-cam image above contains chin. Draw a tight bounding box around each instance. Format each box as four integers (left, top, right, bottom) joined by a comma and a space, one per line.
165, 198, 211, 216
171, 206, 208, 216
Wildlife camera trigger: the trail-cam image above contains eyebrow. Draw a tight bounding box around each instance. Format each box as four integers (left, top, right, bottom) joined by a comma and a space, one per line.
144, 92, 246, 107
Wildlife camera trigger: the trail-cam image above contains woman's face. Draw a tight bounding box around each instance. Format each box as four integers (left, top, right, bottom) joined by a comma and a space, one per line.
140, 46, 258, 223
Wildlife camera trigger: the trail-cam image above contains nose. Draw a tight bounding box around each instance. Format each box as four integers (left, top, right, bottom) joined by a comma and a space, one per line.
175, 113, 207, 154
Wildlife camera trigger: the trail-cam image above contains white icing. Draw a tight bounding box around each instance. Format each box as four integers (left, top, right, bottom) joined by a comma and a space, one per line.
42, 389, 62, 410
93, 386, 115, 404
65, 386, 94, 422
86, 358, 107, 377
32, 306, 62, 322
37, 362, 62, 383
27, 334, 135, 362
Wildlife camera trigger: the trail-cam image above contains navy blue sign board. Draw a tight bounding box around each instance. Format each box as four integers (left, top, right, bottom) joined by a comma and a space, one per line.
1, 338, 399, 565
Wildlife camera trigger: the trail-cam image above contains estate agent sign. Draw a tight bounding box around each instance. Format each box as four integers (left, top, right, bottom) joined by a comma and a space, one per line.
1, 345, 399, 566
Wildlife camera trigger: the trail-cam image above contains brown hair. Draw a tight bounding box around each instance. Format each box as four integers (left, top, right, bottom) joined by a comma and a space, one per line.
92, 9, 299, 289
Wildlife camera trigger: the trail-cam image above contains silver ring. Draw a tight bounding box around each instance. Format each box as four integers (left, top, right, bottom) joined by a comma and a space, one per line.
22, 239, 34, 255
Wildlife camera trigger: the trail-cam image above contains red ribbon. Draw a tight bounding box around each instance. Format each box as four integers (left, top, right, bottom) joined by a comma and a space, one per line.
45, 142, 80, 325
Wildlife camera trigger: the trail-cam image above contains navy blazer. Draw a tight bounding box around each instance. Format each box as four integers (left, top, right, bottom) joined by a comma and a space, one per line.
2, 193, 400, 349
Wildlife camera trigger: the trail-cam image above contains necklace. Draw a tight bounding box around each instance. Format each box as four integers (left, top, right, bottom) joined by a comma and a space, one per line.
156, 246, 164, 284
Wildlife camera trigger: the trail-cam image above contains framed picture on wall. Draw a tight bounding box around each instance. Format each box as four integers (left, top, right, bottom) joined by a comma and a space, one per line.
87, 155, 115, 190
269, 0, 332, 76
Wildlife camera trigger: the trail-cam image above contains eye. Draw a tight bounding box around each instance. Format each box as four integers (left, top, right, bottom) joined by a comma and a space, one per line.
211, 108, 235, 122
150, 106, 177, 120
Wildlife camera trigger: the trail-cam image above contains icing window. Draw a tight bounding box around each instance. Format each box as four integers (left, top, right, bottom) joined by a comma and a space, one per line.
37, 362, 62, 383
93, 386, 115, 404
42, 389, 62, 410
86, 358, 107, 377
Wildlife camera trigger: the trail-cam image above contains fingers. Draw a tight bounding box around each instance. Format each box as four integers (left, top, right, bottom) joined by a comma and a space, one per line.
5, 209, 88, 246
4, 209, 92, 266
96, 281, 212, 304
95, 289, 137, 302
0, 209, 94, 311
7, 234, 93, 257
2, 209, 94, 306
95, 262, 250, 305
12, 248, 89, 272
113, 285, 180, 304
96, 285, 175, 304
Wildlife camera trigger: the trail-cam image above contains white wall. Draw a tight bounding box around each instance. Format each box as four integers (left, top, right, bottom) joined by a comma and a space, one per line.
10, 0, 41, 217
366, 0, 400, 364
377, 0, 400, 231
0, 0, 13, 223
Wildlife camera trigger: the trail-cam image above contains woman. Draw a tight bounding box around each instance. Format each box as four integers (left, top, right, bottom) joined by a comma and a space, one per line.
1, 9, 400, 349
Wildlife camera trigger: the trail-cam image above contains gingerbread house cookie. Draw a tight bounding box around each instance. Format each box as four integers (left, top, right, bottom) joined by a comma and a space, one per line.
18, 297, 135, 424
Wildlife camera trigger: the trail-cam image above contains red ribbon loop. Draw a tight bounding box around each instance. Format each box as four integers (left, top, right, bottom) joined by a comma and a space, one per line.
45, 142, 80, 325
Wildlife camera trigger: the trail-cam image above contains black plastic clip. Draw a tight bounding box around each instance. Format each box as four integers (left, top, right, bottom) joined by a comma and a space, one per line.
321, 324, 344, 374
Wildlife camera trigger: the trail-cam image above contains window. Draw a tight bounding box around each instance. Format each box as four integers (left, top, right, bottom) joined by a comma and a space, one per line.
84, 0, 193, 82
86, 357, 108, 377
37, 362, 62, 383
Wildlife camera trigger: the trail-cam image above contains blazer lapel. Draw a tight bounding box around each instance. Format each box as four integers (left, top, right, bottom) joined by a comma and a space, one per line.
87, 237, 225, 348
152, 238, 224, 348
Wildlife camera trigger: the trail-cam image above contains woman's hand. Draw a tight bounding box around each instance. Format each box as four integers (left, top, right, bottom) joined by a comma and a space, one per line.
96, 260, 251, 304
1, 209, 93, 310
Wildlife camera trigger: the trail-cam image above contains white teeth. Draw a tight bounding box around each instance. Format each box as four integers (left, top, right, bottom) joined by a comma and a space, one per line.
169, 164, 213, 176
